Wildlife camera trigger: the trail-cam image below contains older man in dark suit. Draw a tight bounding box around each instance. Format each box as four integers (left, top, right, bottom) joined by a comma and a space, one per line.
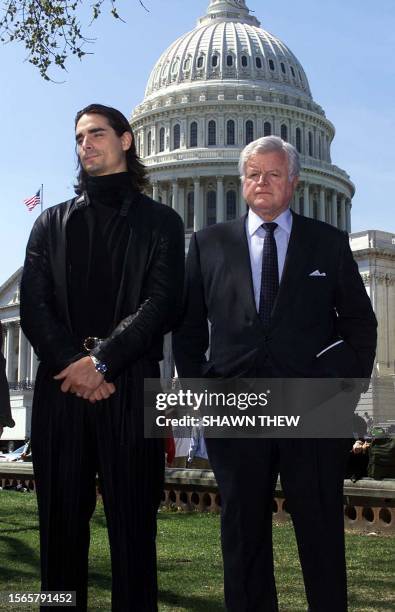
173, 136, 377, 612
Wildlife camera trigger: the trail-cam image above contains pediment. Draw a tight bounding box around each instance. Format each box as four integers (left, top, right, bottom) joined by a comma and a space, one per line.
0, 267, 23, 311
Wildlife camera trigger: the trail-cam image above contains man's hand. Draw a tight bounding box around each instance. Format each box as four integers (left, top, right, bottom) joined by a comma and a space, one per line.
54, 356, 105, 399
87, 381, 116, 403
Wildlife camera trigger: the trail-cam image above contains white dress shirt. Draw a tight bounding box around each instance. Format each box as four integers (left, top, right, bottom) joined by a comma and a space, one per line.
246, 207, 293, 311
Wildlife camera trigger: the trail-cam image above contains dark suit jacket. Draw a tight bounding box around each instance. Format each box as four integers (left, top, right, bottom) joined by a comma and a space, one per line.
173, 212, 377, 381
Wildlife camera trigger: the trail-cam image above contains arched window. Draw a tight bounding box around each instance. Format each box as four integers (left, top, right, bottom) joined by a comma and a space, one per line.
159, 127, 165, 152
227, 120, 235, 145
264, 121, 272, 136
281, 124, 288, 141
269, 59, 275, 71
226, 55, 233, 67
190, 122, 198, 148
245, 120, 254, 145
256, 57, 262, 69
208, 120, 216, 146
186, 192, 194, 229
226, 190, 237, 221
183, 58, 191, 71
308, 132, 313, 156
147, 131, 152, 156
290, 66, 296, 78
280, 62, 286, 74
296, 127, 302, 153
212, 55, 218, 67
206, 191, 217, 226
173, 124, 180, 150
172, 59, 179, 75
197, 56, 204, 68
241, 55, 248, 67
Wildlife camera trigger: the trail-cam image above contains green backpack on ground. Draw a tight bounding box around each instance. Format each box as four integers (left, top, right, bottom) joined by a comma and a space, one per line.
367, 437, 395, 480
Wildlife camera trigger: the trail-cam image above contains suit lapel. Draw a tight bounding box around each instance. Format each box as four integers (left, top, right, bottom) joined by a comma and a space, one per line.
227, 215, 258, 319
270, 211, 315, 324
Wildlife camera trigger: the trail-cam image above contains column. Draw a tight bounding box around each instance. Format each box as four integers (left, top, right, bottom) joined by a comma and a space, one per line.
331, 191, 338, 228
217, 176, 225, 223
30, 345, 39, 382
5, 324, 14, 381
239, 181, 246, 216
180, 119, 187, 149
237, 117, 243, 146
172, 180, 179, 214
346, 200, 352, 233
178, 185, 185, 223
303, 183, 311, 217
194, 178, 203, 231
293, 192, 300, 214
198, 118, 205, 148
152, 181, 159, 201
18, 325, 28, 383
318, 187, 326, 222
161, 187, 168, 206
340, 195, 346, 231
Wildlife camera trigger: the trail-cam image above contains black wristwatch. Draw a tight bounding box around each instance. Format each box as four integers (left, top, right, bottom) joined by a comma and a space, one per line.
90, 355, 108, 375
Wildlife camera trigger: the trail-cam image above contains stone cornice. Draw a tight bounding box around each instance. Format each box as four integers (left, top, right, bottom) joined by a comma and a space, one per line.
142, 149, 353, 193
353, 249, 395, 262
360, 271, 395, 286
132, 103, 333, 137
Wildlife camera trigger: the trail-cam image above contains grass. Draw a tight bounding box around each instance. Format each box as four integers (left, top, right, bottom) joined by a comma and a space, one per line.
0, 491, 393, 611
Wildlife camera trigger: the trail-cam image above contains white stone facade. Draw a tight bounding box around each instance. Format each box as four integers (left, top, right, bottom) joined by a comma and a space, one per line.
0, 268, 35, 443
131, 0, 354, 238
350, 231, 395, 378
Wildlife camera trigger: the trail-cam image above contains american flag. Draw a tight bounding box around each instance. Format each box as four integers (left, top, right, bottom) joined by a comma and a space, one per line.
24, 189, 41, 212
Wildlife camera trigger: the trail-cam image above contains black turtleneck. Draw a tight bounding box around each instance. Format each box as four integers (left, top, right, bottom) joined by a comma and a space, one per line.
66, 172, 135, 343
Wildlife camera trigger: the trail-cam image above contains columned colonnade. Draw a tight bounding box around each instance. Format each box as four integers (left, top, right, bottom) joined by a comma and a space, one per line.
150, 177, 352, 233
292, 183, 351, 232
2, 321, 38, 384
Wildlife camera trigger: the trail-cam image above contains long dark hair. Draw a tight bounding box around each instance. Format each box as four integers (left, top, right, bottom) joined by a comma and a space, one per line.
74, 103, 149, 194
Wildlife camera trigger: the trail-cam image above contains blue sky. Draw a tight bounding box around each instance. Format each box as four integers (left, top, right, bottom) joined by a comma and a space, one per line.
0, 0, 394, 284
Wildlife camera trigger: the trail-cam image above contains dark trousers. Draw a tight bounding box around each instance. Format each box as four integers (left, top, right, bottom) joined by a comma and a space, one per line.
205, 437, 349, 612
31, 371, 164, 612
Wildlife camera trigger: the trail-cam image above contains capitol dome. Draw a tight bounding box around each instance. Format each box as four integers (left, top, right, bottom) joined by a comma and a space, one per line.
131, 0, 354, 236
145, 1, 312, 102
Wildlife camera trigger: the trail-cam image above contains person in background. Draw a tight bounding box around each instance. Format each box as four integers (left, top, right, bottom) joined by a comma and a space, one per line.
0, 323, 15, 439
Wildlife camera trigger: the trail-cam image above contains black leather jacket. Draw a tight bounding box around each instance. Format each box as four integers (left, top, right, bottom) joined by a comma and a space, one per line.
20, 191, 185, 381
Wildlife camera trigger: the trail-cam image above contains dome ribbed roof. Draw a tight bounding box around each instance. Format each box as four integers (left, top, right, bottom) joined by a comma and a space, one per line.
144, 0, 312, 101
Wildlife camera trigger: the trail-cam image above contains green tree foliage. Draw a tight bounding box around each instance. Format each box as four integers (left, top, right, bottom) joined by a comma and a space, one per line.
0, 0, 148, 81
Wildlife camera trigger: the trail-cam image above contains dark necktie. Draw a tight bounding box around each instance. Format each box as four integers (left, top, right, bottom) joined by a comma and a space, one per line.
259, 222, 279, 326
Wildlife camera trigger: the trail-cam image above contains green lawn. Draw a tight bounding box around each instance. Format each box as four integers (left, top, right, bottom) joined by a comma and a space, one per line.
0, 491, 393, 611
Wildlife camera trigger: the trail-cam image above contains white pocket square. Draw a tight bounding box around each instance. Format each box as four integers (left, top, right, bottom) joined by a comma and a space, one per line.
309, 270, 326, 277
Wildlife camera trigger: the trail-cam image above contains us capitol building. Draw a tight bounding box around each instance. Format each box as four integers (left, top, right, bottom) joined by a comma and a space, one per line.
131, 0, 353, 234
0, 0, 394, 444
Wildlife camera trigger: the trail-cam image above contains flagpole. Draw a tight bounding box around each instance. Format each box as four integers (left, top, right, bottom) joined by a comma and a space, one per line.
40, 184, 44, 213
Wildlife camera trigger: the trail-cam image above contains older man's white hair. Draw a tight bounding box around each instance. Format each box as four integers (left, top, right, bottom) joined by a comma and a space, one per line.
239, 136, 300, 182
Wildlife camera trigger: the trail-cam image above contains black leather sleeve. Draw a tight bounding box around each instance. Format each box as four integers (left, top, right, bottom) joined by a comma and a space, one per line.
92, 211, 185, 381
334, 232, 377, 378
20, 211, 83, 372
172, 232, 210, 379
